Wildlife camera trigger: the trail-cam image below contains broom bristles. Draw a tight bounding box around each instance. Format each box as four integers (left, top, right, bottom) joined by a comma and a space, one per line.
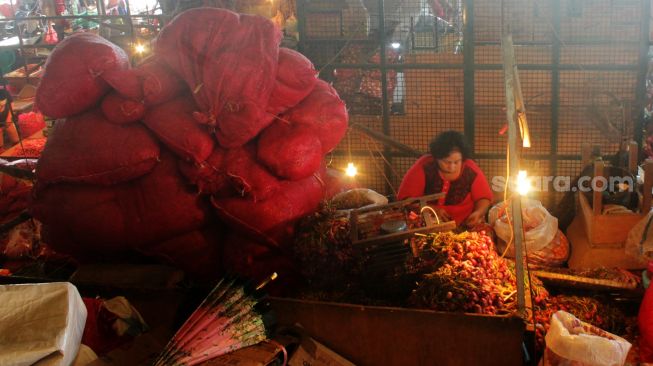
154, 275, 272, 366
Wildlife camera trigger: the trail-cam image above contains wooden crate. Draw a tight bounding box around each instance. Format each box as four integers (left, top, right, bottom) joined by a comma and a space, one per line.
577, 193, 643, 248
576, 149, 652, 249
567, 216, 647, 270
349, 193, 456, 247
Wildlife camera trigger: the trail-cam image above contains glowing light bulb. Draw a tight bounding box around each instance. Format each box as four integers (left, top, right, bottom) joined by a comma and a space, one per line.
516, 170, 531, 196
345, 162, 358, 177
391, 42, 400, 49
134, 44, 146, 54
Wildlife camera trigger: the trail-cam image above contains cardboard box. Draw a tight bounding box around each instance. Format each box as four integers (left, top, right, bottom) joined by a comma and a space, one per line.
204, 341, 288, 366
288, 337, 355, 366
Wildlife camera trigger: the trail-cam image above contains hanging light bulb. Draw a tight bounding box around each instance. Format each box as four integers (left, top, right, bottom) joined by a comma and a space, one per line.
134, 43, 146, 54
345, 162, 358, 177
516, 170, 531, 196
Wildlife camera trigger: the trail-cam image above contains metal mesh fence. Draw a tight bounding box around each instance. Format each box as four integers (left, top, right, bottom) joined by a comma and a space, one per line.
298, 0, 648, 210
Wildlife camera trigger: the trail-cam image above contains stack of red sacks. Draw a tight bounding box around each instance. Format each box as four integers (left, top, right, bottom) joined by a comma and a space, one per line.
30, 8, 349, 285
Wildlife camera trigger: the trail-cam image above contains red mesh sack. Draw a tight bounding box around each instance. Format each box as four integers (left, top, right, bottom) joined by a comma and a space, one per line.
212, 170, 325, 245
31, 152, 209, 256
222, 231, 299, 295
154, 8, 281, 147
139, 227, 223, 280
43, 24, 58, 45
224, 144, 280, 201
36, 33, 129, 118
16, 111, 46, 138
264, 48, 317, 121
178, 147, 230, 195
282, 79, 348, 153
36, 109, 159, 186
257, 121, 322, 180
101, 68, 143, 100
153, 8, 239, 100
100, 92, 145, 125
138, 58, 185, 106
143, 96, 214, 163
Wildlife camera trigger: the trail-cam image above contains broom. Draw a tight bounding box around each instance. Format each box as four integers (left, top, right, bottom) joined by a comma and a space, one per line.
153, 273, 277, 366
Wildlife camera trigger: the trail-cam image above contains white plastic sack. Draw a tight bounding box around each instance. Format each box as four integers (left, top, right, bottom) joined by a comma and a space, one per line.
0, 282, 87, 366
489, 198, 558, 254
541, 311, 631, 366
625, 210, 653, 265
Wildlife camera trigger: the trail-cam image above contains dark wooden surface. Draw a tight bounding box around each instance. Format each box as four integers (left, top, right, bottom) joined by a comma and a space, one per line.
270, 297, 526, 366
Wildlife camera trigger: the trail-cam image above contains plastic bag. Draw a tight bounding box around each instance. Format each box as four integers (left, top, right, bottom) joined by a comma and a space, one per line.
489, 198, 558, 254
625, 210, 653, 265
44, 24, 58, 45
541, 311, 631, 366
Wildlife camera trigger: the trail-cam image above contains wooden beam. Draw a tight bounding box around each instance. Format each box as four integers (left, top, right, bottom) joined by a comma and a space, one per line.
512, 50, 531, 148
501, 33, 526, 318
350, 123, 424, 158
628, 141, 638, 175
593, 160, 604, 216
643, 159, 653, 214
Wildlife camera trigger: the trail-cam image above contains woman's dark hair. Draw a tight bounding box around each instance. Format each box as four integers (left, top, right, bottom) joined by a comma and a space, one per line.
429, 130, 471, 160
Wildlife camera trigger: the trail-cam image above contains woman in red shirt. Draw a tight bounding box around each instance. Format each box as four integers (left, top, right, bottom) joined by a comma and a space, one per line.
397, 131, 493, 227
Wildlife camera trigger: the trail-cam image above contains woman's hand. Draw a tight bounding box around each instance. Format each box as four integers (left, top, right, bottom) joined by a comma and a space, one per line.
465, 209, 485, 227
465, 198, 491, 228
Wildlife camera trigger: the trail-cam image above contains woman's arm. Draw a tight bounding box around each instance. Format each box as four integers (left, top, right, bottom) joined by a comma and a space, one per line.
465, 160, 494, 226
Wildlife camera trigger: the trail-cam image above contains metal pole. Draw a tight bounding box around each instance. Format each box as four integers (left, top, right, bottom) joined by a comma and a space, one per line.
378, 0, 393, 196
296, 0, 306, 54
502, 33, 526, 318
8, 0, 27, 82
635, 0, 652, 158
463, 0, 475, 151
123, 0, 136, 63
550, 0, 561, 208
